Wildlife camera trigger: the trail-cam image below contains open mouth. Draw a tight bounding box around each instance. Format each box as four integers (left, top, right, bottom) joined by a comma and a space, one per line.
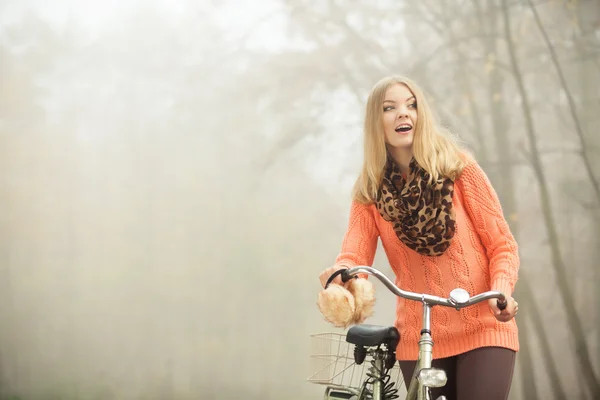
395, 124, 413, 133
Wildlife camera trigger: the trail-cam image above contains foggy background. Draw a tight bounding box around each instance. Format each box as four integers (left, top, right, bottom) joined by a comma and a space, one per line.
0, 0, 599, 399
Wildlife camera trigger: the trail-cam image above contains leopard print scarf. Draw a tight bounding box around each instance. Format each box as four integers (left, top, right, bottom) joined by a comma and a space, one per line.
376, 157, 456, 256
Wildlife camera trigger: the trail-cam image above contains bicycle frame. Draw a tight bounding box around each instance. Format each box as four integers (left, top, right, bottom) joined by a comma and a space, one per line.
341, 266, 507, 400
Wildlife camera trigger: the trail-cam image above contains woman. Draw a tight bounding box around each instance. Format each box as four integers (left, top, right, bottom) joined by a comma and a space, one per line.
318, 76, 519, 400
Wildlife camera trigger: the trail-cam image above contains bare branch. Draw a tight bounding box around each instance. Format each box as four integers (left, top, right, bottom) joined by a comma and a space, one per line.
526, 0, 600, 204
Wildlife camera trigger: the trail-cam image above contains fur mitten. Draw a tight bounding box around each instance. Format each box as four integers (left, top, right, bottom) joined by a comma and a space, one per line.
317, 275, 375, 328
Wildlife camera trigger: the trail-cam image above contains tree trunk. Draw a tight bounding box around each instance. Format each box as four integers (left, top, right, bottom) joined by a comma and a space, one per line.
501, 0, 600, 397
574, 2, 600, 378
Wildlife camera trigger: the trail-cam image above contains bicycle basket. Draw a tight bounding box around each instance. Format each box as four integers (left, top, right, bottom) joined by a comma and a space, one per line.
306, 332, 404, 392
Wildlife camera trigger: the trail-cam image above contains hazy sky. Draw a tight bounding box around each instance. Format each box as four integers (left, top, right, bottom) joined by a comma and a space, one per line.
0, 0, 357, 193
0, 0, 291, 51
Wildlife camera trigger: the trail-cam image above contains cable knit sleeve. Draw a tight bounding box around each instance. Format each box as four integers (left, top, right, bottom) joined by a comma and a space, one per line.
334, 201, 380, 274
458, 161, 520, 297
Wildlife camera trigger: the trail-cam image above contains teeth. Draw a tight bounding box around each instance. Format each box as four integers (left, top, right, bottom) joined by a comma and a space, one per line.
395, 124, 412, 133
396, 124, 412, 132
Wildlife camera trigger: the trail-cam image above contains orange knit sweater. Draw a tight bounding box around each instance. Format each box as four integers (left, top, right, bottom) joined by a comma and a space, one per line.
334, 160, 520, 360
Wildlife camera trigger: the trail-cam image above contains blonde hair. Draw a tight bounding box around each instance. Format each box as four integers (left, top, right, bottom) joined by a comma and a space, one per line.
352, 75, 470, 204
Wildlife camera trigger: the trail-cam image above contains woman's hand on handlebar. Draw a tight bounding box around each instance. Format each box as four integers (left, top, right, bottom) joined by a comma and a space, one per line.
319, 266, 347, 288
489, 296, 519, 322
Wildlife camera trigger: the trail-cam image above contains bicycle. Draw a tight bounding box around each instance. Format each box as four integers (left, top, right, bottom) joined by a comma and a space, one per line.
307, 265, 507, 400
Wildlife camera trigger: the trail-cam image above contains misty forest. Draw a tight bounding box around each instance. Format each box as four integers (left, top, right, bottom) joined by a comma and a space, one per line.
0, 0, 599, 399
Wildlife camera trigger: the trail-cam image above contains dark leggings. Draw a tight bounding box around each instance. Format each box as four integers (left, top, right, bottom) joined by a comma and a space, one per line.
398, 347, 516, 400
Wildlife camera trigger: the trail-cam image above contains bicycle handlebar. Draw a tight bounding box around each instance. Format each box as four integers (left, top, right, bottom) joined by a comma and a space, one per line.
339, 266, 507, 310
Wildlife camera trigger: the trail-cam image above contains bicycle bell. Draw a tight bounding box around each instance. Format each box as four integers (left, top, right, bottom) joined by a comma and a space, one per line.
449, 288, 470, 306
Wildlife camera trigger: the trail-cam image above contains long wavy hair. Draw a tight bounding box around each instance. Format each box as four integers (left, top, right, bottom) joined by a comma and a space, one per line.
352, 76, 470, 204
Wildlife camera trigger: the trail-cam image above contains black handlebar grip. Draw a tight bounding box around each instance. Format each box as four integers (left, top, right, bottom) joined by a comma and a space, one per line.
497, 299, 507, 311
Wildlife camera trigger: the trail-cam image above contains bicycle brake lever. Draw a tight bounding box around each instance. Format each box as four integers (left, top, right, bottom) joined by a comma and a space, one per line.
324, 268, 355, 289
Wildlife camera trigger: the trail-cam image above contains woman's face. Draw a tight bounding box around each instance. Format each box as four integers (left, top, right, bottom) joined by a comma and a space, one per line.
382, 83, 418, 151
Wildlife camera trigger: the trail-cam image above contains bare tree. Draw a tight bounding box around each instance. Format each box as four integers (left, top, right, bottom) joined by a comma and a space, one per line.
501, 0, 600, 397
525, 0, 600, 203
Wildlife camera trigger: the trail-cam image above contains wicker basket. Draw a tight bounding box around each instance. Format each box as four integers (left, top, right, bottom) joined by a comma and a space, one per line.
307, 332, 404, 392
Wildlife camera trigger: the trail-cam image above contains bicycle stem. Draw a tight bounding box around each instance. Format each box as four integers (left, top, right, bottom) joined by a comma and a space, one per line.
405, 303, 434, 400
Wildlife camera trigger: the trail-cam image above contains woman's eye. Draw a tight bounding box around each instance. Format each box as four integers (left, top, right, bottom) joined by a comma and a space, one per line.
408, 103, 417, 109
383, 106, 394, 111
